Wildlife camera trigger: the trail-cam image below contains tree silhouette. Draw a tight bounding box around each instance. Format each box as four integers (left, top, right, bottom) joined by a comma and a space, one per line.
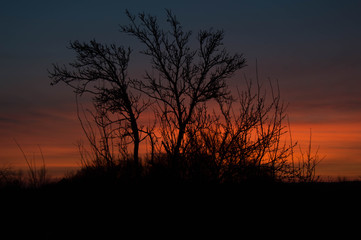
48, 10, 320, 184
120, 10, 246, 170
184, 78, 293, 182
49, 40, 149, 165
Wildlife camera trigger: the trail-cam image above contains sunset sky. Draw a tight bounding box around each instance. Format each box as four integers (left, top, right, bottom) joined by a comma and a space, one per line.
1, 0, 361, 179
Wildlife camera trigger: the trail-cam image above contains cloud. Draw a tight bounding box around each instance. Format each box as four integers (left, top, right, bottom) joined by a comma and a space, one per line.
280, 76, 361, 125
0, 105, 83, 168
0, 116, 22, 125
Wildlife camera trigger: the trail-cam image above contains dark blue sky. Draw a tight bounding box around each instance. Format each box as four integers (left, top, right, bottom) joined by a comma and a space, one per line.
1, 0, 361, 177
1, 0, 361, 112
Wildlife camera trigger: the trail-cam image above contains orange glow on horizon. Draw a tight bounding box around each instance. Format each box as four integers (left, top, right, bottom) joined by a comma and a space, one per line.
287, 121, 361, 179
1, 105, 361, 180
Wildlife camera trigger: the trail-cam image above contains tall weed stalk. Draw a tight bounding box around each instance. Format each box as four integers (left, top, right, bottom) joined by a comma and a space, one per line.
14, 139, 48, 188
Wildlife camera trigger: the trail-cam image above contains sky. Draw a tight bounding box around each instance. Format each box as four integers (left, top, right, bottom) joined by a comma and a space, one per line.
1, 0, 361, 179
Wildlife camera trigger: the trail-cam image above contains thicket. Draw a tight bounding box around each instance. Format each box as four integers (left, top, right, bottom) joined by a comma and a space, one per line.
46, 10, 321, 185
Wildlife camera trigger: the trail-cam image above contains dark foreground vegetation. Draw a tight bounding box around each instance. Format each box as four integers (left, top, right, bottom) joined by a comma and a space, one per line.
1, 161, 361, 195
1, 160, 361, 239
2, 161, 361, 238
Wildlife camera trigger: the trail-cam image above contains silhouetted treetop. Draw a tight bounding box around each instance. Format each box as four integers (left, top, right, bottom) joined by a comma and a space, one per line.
50, 40, 131, 95
120, 9, 246, 159
49, 39, 147, 165
121, 10, 245, 101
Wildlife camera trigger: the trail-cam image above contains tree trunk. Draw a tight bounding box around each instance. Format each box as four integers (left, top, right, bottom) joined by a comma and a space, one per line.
130, 117, 140, 165
171, 124, 186, 176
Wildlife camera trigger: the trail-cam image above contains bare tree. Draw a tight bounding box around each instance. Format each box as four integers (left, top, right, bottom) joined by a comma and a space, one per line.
288, 128, 323, 182
120, 10, 246, 169
184, 76, 294, 183
49, 40, 149, 165
48, 10, 320, 184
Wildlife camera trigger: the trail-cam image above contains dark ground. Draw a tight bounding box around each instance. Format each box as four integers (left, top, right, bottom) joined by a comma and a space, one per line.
1, 179, 360, 239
